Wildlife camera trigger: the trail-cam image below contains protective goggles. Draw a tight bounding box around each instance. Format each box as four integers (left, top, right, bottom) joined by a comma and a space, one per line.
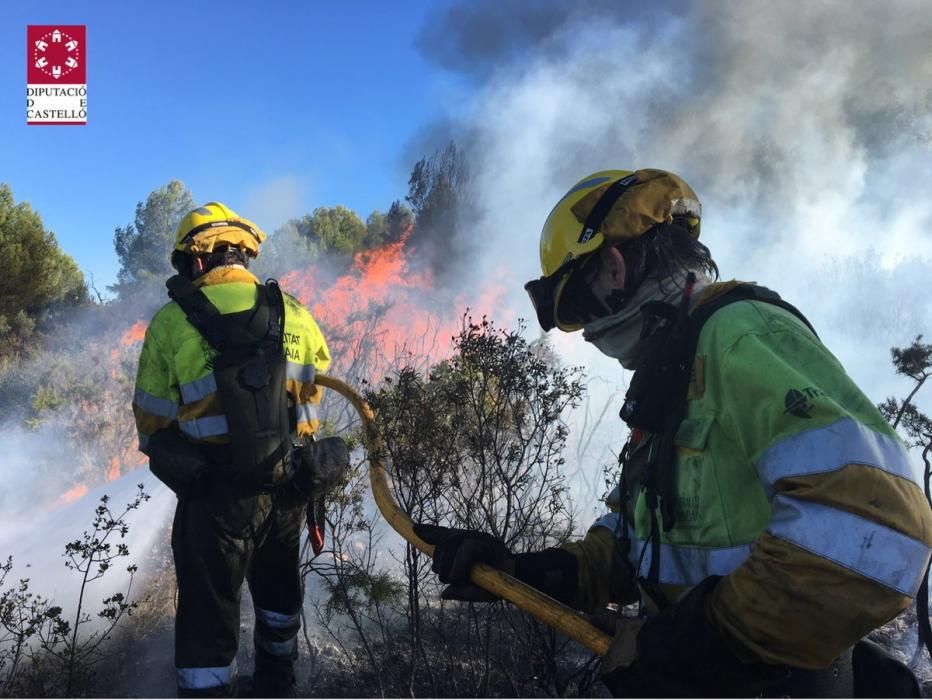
524, 174, 639, 332
524, 256, 589, 332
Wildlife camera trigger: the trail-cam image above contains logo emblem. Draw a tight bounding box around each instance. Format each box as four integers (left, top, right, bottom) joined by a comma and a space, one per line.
26, 26, 87, 125
30, 28, 82, 81
784, 386, 825, 419
578, 227, 596, 244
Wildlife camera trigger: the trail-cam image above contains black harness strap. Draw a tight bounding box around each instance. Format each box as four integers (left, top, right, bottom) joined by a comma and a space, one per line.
166, 275, 225, 351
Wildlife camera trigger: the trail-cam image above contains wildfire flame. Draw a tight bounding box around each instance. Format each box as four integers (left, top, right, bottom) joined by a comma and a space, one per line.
281, 228, 510, 373
120, 320, 148, 346
57, 483, 88, 506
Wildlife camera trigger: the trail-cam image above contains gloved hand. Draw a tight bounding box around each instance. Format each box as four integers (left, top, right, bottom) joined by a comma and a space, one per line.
413, 524, 580, 606
600, 576, 789, 698
292, 436, 351, 556
292, 436, 351, 500
413, 524, 514, 602
146, 427, 212, 500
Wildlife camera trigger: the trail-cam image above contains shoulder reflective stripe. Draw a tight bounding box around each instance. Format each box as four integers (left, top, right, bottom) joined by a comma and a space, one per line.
286, 361, 316, 383
590, 513, 752, 585
179, 415, 229, 439
757, 418, 920, 497
255, 607, 300, 630
138, 432, 150, 451
176, 659, 237, 689
627, 538, 753, 586
180, 373, 218, 404
133, 388, 178, 419
254, 630, 297, 657
768, 495, 932, 597
296, 403, 319, 425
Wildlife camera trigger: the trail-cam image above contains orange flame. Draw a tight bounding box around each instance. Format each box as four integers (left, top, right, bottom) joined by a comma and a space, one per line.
281, 229, 509, 373
58, 483, 88, 505
120, 320, 147, 347
107, 456, 121, 481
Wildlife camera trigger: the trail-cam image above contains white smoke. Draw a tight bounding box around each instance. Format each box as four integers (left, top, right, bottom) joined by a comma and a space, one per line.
0, 469, 174, 626
415, 0, 932, 513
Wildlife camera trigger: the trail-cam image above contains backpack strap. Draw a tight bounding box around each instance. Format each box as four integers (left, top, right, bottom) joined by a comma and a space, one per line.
258, 279, 286, 349
688, 284, 818, 355
165, 275, 226, 351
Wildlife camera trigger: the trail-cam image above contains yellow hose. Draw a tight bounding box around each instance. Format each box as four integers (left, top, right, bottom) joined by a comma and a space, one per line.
315, 373, 613, 656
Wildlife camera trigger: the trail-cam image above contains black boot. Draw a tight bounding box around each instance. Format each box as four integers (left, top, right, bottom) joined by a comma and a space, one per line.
252, 647, 297, 698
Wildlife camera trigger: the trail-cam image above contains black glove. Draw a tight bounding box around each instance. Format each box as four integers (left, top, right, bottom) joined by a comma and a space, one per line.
293, 436, 351, 556
601, 576, 789, 698
413, 524, 514, 602
292, 436, 351, 500
146, 427, 211, 500
413, 524, 580, 606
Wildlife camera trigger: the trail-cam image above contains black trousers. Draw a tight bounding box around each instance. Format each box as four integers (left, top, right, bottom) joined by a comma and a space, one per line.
171, 478, 305, 696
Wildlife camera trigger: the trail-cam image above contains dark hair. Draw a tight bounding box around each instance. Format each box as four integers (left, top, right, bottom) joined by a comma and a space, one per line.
556, 220, 718, 325
618, 219, 719, 298
171, 246, 251, 280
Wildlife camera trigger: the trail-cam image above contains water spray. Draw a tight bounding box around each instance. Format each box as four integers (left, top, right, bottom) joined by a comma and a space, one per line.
314, 372, 613, 656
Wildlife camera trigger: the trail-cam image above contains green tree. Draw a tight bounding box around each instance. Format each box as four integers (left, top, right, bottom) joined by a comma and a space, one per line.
111, 180, 194, 295
405, 142, 472, 277
364, 200, 414, 249
877, 335, 932, 668
295, 205, 367, 256
0, 184, 87, 364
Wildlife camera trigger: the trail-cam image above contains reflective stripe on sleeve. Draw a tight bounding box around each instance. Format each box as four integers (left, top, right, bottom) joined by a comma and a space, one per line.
133, 388, 178, 419
176, 659, 237, 689
628, 538, 753, 586
180, 374, 218, 404
286, 362, 316, 383
757, 418, 920, 497
178, 415, 229, 439
768, 494, 932, 597
593, 512, 621, 532
591, 513, 752, 586
296, 403, 319, 425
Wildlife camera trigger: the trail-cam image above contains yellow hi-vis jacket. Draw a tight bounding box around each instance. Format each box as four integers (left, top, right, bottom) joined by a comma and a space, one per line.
133, 267, 330, 453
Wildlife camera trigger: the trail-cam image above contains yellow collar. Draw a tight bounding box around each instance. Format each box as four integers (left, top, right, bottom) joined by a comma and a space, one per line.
195, 266, 259, 287
693, 279, 756, 310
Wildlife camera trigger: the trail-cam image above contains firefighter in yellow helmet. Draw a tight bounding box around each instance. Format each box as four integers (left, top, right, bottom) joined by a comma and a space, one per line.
416, 169, 932, 696
133, 202, 344, 697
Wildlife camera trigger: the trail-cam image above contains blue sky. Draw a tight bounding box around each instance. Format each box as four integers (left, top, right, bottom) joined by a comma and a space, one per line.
1, 1, 464, 292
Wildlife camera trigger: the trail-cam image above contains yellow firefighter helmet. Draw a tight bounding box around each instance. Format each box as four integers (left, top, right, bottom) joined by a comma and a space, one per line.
525, 168, 701, 332
173, 202, 266, 258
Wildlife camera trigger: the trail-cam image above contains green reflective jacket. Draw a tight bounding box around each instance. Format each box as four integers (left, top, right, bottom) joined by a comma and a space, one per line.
564, 281, 932, 668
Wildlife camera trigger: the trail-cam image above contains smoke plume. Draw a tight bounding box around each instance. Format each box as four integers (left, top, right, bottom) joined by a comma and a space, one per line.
414, 0, 932, 449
